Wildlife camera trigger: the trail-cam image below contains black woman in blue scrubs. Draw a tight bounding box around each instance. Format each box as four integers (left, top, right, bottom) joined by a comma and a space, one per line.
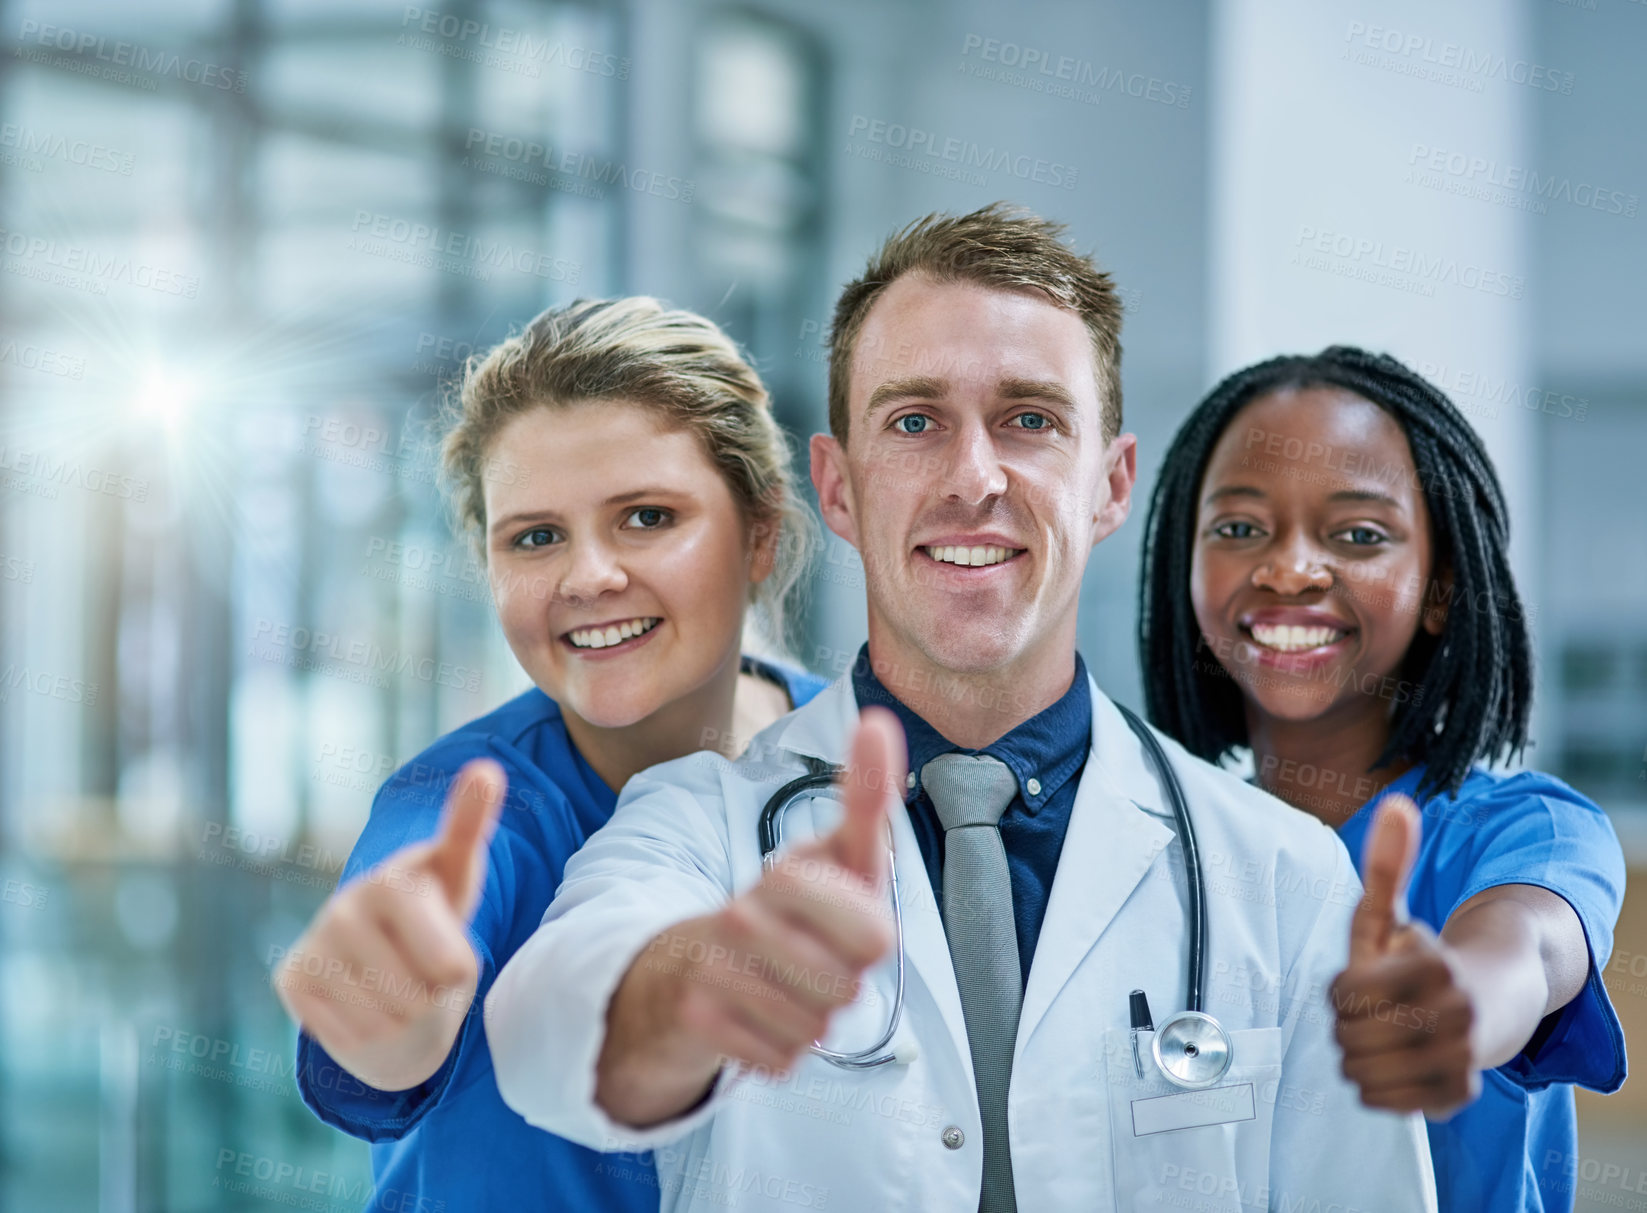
1139, 346, 1626, 1213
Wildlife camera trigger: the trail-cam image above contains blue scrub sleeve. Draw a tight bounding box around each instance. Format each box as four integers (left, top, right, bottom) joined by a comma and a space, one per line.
294, 749, 548, 1140
295, 916, 498, 1142
1447, 773, 1628, 1094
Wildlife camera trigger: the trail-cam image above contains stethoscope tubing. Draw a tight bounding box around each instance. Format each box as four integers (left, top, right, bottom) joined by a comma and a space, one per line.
1111, 702, 1207, 1013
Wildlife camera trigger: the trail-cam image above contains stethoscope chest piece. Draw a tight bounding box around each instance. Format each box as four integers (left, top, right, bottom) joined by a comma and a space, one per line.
1150, 1010, 1233, 1089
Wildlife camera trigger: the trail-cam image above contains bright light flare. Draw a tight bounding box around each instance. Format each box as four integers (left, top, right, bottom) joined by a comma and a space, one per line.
132, 365, 200, 432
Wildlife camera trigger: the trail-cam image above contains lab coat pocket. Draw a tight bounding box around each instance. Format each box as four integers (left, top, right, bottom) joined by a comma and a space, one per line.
1102, 1025, 1282, 1212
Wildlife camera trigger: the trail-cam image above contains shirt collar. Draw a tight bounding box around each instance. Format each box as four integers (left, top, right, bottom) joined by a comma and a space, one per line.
848, 643, 1091, 815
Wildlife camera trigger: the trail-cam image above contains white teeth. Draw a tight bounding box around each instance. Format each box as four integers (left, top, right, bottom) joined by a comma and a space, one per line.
925, 545, 1019, 568
1248, 623, 1345, 653
568, 617, 659, 649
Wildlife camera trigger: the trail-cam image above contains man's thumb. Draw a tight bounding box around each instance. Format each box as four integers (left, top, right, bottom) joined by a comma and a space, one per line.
1349, 793, 1420, 962
826, 707, 905, 882
428, 759, 507, 913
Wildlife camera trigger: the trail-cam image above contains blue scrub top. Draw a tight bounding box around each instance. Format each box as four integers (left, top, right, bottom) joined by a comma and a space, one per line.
296, 656, 827, 1213
1337, 764, 1628, 1213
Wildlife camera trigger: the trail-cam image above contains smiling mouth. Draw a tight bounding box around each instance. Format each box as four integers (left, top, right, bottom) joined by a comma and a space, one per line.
922, 545, 1023, 568
565, 617, 660, 649
1243, 622, 1349, 653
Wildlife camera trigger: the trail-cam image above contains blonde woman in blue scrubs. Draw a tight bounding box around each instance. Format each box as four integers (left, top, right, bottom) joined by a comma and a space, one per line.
272, 298, 826, 1212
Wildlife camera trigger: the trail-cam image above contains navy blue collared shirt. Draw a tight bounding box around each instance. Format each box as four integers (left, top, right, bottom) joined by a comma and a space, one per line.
849, 643, 1091, 988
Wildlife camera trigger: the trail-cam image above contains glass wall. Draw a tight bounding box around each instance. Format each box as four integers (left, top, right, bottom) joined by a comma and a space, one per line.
0, 2, 825, 1206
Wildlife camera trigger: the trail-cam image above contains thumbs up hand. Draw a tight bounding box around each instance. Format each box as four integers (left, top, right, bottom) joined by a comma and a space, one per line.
1329, 794, 1480, 1117
682, 706, 900, 1069
273, 759, 507, 1093
595, 710, 904, 1126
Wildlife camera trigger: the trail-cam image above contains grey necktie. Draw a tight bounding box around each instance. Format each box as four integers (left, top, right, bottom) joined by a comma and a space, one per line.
921, 752, 1021, 1213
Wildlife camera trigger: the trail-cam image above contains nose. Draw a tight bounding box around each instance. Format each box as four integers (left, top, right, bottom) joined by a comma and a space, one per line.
944, 421, 1008, 505
1251, 530, 1333, 596
556, 536, 628, 604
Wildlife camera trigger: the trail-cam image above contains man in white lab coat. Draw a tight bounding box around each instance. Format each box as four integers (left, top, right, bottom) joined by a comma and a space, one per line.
486, 204, 1437, 1212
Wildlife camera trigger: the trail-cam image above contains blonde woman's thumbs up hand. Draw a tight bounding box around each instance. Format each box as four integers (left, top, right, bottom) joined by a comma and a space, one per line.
273, 760, 507, 1092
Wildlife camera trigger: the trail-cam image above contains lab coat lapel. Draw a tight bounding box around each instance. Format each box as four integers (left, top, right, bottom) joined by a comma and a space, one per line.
769, 674, 857, 765
1016, 677, 1176, 1049
771, 676, 975, 1074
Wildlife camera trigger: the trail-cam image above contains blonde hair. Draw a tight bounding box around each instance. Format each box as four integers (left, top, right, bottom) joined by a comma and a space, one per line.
438, 297, 815, 658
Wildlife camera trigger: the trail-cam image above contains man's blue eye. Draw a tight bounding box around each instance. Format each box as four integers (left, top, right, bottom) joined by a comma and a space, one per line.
896, 415, 931, 434
1013, 413, 1051, 430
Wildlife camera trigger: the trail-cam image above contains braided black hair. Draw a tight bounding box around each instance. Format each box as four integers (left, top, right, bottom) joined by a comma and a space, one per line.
1137, 345, 1532, 799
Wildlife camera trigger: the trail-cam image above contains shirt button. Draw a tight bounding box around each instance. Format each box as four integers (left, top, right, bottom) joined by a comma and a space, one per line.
941, 1125, 965, 1150
906, 771, 917, 789
1026, 777, 1042, 797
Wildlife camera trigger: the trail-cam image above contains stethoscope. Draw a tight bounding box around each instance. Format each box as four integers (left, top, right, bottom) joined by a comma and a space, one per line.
756, 702, 1234, 1089
759, 753, 910, 1070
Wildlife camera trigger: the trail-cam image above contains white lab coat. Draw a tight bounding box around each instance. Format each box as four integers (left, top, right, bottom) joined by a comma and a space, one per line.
487, 675, 1437, 1213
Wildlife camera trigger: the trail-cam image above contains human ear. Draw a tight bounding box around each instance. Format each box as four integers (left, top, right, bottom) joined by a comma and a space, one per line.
747, 507, 780, 587
1090, 433, 1139, 547
1421, 561, 1453, 635
810, 433, 860, 548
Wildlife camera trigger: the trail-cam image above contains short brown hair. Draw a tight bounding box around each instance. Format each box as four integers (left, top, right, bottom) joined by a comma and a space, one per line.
827, 202, 1124, 446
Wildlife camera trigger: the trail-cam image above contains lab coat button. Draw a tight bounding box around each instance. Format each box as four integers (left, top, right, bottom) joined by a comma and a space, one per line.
941, 1125, 964, 1150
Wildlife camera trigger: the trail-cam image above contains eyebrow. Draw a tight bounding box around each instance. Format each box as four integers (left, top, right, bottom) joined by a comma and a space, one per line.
864, 376, 945, 420
1200, 485, 1407, 510
1202, 485, 1265, 507
488, 486, 686, 537
998, 377, 1078, 410
1326, 489, 1404, 509
862, 375, 1079, 420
